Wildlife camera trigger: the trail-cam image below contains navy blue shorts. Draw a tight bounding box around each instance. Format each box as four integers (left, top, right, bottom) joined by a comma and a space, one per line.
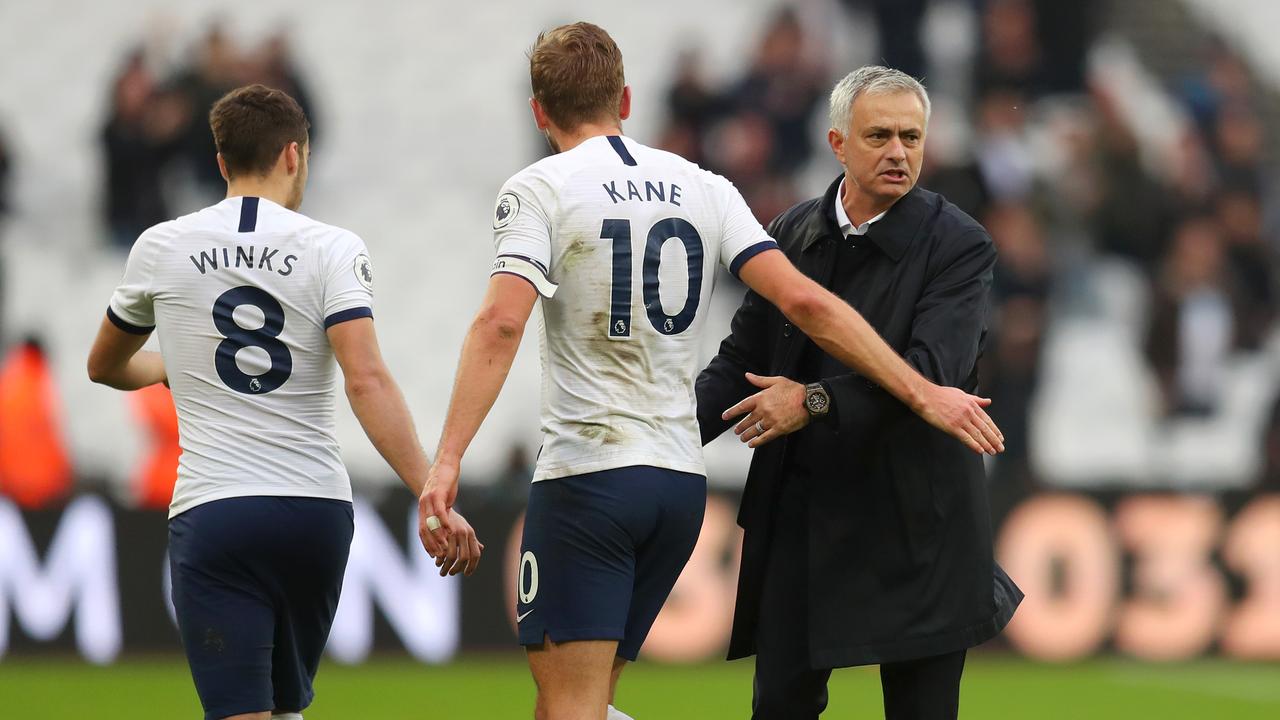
516, 465, 706, 661
168, 496, 354, 720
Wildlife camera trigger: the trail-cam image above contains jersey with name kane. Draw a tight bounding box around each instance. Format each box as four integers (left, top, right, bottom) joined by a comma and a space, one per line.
108, 196, 374, 517
491, 135, 777, 481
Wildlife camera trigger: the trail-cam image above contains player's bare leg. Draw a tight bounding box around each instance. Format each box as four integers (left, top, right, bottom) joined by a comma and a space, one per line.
608, 656, 627, 702
222, 713, 270, 720
606, 657, 635, 719
528, 636, 617, 720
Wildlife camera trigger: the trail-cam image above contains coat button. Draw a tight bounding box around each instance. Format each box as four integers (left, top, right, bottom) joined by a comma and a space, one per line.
782, 322, 794, 338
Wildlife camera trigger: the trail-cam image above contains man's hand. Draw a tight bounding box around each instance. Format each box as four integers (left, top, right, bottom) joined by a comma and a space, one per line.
916, 385, 1004, 455
721, 373, 810, 448
418, 459, 460, 558
432, 509, 485, 577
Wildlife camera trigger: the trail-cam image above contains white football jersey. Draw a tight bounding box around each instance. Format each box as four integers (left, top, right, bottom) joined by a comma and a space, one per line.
492, 135, 777, 481
108, 196, 374, 518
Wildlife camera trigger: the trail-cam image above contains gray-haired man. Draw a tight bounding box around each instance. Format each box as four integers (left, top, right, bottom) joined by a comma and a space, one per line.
696, 66, 1023, 719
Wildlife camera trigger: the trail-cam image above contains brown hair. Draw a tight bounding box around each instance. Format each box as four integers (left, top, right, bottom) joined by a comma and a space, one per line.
209, 84, 310, 178
529, 22, 625, 130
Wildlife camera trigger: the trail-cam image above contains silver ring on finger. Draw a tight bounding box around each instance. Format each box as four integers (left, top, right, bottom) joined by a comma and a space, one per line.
755, 421, 766, 434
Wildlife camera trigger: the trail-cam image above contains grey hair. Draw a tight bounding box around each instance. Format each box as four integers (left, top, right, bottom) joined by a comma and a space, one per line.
828, 65, 931, 134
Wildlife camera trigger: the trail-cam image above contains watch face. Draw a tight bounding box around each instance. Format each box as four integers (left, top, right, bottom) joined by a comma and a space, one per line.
806, 389, 829, 414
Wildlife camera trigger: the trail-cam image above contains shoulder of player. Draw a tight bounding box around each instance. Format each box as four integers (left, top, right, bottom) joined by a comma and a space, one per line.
303, 221, 367, 258
626, 140, 700, 172
266, 206, 364, 248
130, 216, 185, 253
503, 152, 574, 191
495, 159, 569, 223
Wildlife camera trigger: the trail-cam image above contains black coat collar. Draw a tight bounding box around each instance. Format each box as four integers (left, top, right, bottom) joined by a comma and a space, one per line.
802, 174, 930, 263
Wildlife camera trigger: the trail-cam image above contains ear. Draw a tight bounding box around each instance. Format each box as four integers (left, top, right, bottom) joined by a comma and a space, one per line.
283, 141, 300, 175
618, 85, 632, 121
827, 128, 846, 166
216, 153, 231, 183
530, 97, 550, 132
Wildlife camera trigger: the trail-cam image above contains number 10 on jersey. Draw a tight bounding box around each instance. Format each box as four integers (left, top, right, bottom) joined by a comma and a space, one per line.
601, 217, 704, 338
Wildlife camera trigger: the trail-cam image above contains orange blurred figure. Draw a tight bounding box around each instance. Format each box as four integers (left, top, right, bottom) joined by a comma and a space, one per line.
0, 340, 73, 508
131, 383, 179, 509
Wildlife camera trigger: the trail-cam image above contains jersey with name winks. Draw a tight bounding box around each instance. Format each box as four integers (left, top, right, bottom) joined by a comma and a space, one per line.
490, 135, 777, 481
107, 196, 374, 518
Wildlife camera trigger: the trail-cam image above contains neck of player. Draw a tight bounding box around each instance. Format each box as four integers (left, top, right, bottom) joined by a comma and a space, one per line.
548, 120, 624, 154
225, 178, 293, 211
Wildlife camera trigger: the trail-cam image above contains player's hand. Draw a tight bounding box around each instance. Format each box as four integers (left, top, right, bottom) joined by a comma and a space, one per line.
418, 459, 460, 559
434, 509, 485, 577
917, 384, 1004, 455
722, 373, 809, 448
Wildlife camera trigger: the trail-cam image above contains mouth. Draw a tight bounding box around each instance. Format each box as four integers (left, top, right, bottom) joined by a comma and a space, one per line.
880, 169, 909, 183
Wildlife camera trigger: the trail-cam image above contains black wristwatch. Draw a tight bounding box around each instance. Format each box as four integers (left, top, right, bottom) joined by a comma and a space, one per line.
804, 382, 831, 418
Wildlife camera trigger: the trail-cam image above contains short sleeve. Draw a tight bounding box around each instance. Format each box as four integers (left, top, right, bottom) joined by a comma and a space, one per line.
321, 230, 375, 328
107, 234, 157, 334
490, 171, 558, 298
712, 174, 778, 278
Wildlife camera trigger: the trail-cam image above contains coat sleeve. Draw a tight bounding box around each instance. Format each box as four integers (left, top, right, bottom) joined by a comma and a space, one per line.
824, 228, 997, 436
695, 218, 785, 445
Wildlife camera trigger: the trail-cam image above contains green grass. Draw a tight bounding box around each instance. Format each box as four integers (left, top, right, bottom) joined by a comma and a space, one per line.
1, 655, 1277, 718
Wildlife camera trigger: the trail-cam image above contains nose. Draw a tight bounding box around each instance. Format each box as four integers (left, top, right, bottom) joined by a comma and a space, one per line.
886, 136, 907, 163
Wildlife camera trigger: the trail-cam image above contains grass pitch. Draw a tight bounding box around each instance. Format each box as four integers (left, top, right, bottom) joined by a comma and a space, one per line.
1, 654, 1277, 718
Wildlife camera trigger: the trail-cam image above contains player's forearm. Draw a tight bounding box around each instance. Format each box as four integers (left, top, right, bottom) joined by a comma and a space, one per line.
346, 369, 431, 495
88, 350, 167, 391
434, 314, 524, 467
786, 290, 928, 414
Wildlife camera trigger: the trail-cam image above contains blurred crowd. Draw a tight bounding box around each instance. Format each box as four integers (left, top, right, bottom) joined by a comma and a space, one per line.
656, 0, 1280, 492
34, 1, 1276, 510
102, 24, 316, 249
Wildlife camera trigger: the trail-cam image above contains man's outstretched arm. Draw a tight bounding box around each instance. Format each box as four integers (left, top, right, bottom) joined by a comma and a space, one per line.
418, 273, 538, 556
736, 248, 1003, 455
328, 316, 482, 576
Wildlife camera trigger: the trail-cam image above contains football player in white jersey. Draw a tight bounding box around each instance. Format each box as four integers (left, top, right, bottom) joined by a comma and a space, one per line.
417, 24, 1002, 720
87, 85, 482, 720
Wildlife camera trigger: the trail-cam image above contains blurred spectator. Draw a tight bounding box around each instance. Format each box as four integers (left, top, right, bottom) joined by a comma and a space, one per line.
102, 49, 187, 249
660, 7, 824, 224
838, 0, 928, 80
1145, 217, 1236, 417
665, 50, 721, 152
981, 203, 1051, 489
1212, 103, 1266, 189
1031, 0, 1097, 95
1261, 395, 1280, 490
1214, 182, 1274, 349
726, 8, 826, 176
482, 443, 535, 507
172, 24, 245, 193
657, 49, 722, 168
0, 122, 11, 218
1090, 86, 1174, 270
101, 23, 319, 247
0, 338, 73, 509
971, 88, 1035, 202
975, 0, 1041, 98
1180, 37, 1254, 137
256, 31, 319, 146
0, 123, 10, 338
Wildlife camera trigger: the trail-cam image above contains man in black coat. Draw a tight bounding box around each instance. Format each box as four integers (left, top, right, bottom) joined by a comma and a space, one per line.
697, 66, 1023, 719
